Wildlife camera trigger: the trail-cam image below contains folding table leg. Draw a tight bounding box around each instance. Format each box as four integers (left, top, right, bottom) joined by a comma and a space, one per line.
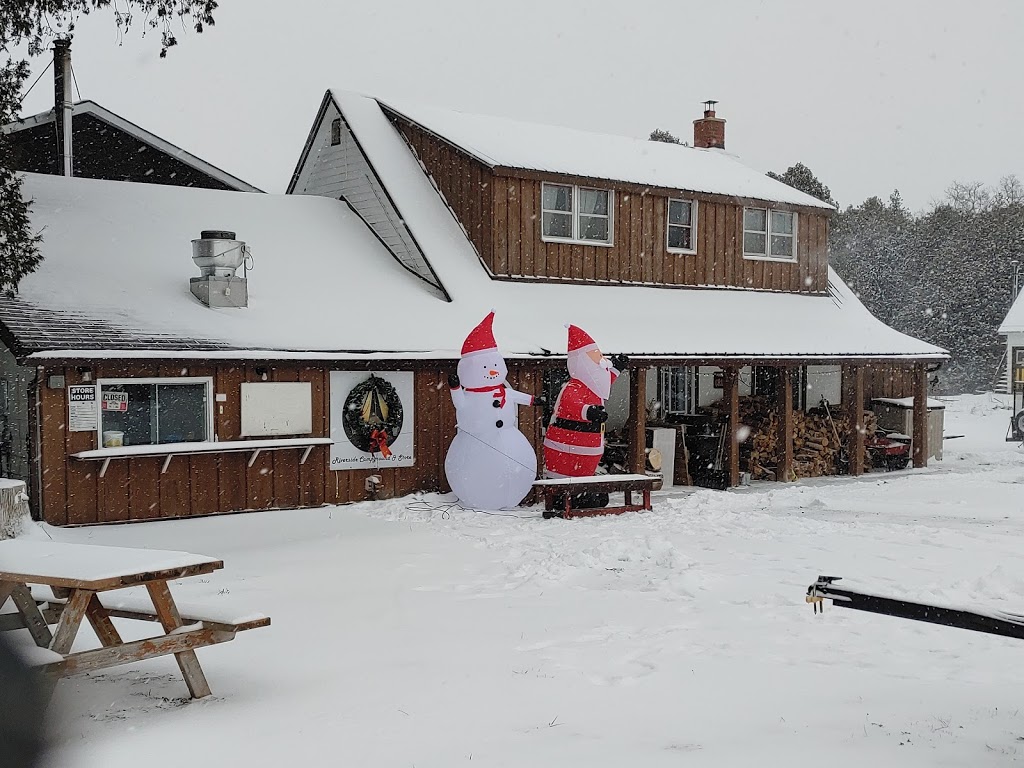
85, 594, 123, 648
10, 584, 53, 648
146, 580, 212, 699
50, 590, 93, 655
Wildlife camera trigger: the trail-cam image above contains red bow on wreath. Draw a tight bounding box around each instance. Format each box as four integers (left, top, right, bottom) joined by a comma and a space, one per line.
369, 428, 392, 459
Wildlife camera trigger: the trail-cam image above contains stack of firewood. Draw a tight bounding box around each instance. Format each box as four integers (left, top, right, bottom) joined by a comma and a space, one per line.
863, 410, 879, 438
705, 396, 877, 481
791, 410, 848, 479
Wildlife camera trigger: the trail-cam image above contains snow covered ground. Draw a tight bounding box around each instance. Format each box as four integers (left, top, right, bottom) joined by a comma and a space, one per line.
28, 394, 1024, 767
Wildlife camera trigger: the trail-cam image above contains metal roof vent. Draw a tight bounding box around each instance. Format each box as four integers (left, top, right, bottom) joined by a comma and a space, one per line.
190, 230, 251, 308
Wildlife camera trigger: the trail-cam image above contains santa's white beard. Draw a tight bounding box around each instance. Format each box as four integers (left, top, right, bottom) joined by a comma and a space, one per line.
568, 351, 612, 400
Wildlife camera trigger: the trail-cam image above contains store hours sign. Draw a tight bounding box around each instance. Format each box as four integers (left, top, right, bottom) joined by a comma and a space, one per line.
329, 371, 415, 469
68, 385, 98, 432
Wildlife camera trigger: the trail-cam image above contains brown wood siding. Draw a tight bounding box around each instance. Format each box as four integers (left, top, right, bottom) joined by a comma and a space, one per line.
861, 362, 919, 405
391, 119, 495, 272
389, 121, 828, 292
484, 177, 829, 293
39, 362, 474, 526
35, 357, 935, 525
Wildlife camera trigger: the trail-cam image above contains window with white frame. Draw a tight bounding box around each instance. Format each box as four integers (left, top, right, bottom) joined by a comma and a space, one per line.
541, 183, 612, 244
667, 199, 697, 252
743, 208, 797, 260
97, 378, 212, 447
660, 366, 697, 416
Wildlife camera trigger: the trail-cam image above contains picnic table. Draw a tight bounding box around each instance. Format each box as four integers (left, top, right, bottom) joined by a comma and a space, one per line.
534, 473, 656, 519
0, 540, 269, 699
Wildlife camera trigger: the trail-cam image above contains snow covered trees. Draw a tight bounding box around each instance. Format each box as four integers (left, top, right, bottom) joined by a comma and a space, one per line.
768, 160, 1023, 392
648, 128, 683, 145
0, 0, 218, 293
767, 162, 836, 208
831, 179, 1024, 393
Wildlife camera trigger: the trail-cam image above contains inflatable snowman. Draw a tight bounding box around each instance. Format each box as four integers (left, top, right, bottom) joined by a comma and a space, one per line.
444, 312, 539, 510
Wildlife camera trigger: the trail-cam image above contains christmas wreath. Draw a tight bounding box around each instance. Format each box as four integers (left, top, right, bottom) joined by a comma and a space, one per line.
342, 374, 404, 456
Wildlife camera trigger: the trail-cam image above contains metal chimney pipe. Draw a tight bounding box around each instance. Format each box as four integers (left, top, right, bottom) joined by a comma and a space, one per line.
53, 39, 73, 177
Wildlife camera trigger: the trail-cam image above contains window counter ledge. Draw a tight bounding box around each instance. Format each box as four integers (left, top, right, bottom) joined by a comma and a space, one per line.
72, 437, 334, 478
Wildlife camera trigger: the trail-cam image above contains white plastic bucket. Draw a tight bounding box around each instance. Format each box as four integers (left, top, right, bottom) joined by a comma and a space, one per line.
102, 431, 124, 448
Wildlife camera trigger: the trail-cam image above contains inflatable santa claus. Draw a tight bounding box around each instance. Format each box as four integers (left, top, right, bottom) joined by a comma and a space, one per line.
444, 312, 540, 510
543, 325, 628, 482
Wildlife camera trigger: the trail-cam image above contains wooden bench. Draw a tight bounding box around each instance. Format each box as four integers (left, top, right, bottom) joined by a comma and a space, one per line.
534, 473, 657, 519
0, 540, 269, 699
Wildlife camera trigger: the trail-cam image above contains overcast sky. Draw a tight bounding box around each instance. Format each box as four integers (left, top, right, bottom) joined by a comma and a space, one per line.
15, 0, 1024, 211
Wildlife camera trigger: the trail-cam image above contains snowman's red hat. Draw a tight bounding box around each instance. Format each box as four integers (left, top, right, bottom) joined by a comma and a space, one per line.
461, 312, 498, 357
566, 324, 599, 355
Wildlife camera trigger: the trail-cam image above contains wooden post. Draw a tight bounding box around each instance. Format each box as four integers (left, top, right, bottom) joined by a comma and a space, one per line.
723, 367, 740, 487
913, 362, 929, 468
626, 367, 648, 475
846, 364, 866, 476
779, 368, 794, 482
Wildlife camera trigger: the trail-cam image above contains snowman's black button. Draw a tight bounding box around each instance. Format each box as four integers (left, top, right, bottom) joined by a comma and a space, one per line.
492, 400, 501, 408
495, 420, 504, 428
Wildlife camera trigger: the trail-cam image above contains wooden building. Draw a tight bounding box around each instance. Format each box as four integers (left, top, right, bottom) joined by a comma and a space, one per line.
3, 100, 260, 192
1, 93, 945, 526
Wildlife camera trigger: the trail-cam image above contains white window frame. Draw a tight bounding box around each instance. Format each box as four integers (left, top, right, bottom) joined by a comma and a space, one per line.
540, 183, 614, 247
96, 376, 215, 448
666, 198, 698, 255
743, 207, 798, 262
660, 366, 697, 417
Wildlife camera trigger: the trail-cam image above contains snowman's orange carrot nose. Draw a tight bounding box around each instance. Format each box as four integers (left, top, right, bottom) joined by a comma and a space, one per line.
488, 370, 499, 376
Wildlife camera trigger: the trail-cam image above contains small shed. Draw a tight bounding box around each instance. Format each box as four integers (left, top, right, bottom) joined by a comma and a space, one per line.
871, 397, 945, 461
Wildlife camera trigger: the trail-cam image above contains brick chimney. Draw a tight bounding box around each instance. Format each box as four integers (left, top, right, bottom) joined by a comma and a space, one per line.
693, 100, 725, 150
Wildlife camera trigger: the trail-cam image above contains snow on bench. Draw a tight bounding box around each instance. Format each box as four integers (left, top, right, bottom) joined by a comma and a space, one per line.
533, 473, 653, 486
27, 585, 269, 634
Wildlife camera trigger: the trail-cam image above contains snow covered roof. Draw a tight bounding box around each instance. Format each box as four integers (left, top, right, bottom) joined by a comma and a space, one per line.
11, 155, 944, 362
363, 92, 834, 211
998, 289, 1024, 334
3, 100, 262, 193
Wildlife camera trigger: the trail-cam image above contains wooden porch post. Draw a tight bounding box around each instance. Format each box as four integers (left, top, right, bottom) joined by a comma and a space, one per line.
912, 362, 929, 468
626, 367, 648, 475
723, 367, 740, 487
846, 364, 866, 476
778, 367, 794, 482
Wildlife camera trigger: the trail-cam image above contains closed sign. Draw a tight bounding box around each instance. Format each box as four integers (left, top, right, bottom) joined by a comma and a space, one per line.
101, 391, 128, 411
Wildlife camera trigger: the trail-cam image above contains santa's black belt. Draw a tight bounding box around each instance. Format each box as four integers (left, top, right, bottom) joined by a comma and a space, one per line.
552, 418, 603, 433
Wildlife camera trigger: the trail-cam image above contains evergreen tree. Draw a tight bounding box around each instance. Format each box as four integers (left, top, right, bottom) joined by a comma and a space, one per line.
0, 1, 218, 293
649, 128, 683, 145
831, 177, 1024, 393
767, 162, 836, 207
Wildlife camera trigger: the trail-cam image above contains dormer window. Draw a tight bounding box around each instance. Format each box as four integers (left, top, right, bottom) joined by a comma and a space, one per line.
743, 208, 797, 261
667, 199, 697, 253
541, 183, 613, 245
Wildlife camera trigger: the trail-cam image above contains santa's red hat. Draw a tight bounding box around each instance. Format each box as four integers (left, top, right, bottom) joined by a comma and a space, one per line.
461, 312, 498, 356
566, 324, 599, 354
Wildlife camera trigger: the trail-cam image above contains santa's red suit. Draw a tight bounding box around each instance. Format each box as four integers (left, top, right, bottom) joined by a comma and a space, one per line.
543, 325, 619, 478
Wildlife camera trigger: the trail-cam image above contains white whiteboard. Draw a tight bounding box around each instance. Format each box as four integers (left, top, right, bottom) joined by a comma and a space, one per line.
240, 382, 313, 437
